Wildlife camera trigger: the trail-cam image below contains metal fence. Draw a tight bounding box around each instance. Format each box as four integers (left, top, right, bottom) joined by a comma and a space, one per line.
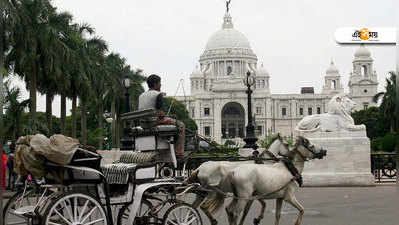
370, 153, 397, 183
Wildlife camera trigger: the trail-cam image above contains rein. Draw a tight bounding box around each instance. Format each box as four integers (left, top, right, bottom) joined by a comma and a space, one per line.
196, 178, 294, 201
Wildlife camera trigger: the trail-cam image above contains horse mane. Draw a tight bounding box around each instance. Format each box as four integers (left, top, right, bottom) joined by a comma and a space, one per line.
288, 136, 304, 160
259, 133, 282, 157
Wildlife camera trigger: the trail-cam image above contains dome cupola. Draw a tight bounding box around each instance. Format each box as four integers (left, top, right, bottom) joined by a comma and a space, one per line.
256, 63, 269, 76
326, 60, 339, 75
354, 44, 371, 58
190, 65, 203, 78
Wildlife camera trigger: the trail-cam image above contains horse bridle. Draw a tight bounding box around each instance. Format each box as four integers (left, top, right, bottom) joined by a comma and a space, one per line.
263, 135, 290, 160
292, 138, 324, 160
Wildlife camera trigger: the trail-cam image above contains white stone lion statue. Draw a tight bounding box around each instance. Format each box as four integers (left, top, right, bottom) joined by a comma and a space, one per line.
295, 94, 366, 132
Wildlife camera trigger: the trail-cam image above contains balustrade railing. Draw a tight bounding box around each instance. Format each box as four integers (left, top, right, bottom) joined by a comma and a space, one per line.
370, 153, 397, 183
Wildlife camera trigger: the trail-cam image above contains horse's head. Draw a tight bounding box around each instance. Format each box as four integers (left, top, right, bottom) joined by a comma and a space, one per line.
292, 136, 327, 160
260, 133, 291, 159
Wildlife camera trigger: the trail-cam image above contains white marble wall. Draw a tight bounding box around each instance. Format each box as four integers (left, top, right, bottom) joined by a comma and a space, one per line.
297, 130, 375, 186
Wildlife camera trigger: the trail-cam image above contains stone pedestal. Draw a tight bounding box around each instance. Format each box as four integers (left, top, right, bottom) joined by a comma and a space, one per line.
296, 130, 375, 186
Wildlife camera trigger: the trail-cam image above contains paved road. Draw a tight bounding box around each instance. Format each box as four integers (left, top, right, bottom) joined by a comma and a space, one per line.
194, 185, 398, 225
2, 185, 397, 225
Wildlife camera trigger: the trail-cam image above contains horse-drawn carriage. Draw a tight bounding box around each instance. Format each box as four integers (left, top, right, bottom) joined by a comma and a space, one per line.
3, 109, 203, 225
3, 108, 327, 225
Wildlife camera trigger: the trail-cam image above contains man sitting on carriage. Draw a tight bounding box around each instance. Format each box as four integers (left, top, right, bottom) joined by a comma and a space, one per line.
138, 74, 185, 159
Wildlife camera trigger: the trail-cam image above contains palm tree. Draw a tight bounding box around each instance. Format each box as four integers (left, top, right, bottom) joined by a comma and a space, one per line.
64, 23, 95, 138
103, 53, 126, 148
84, 38, 108, 148
36, 11, 73, 135
373, 71, 396, 132
3, 81, 30, 140
6, 0, 62, 134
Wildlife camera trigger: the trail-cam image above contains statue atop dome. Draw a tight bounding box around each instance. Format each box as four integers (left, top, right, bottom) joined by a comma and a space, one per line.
226, 0, 232, 13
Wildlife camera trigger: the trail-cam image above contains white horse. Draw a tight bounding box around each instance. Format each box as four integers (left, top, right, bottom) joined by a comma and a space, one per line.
225, 136, 327, 225
185, 134, 291, 225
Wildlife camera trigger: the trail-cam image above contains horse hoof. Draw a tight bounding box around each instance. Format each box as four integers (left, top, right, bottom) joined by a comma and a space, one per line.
253, 218, 260, 225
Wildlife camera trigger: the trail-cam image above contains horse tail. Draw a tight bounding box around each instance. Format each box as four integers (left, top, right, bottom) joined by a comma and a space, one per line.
200, 192, 225, 214
184, 169, 199, 184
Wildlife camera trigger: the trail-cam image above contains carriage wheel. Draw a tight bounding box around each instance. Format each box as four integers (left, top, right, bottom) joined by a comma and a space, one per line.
117, 199, 157, 225
3, 187, 50, 225
162, 203, 202, 225
382, 159, 397, 178
42, 191, 108, 225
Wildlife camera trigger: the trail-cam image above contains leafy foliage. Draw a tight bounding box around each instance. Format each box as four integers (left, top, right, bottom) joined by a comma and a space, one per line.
373, 71, 396, 131
259, 134, 293, 148
160, 97, 198, 132
351, 107, 390, 140
1, 0, 146, 149
371, 132, 398, 152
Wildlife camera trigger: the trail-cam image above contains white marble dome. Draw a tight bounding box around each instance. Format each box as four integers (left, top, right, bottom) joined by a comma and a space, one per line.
200, 13, 257, 62
205, 27, 251, 51
354, 44, 371, 58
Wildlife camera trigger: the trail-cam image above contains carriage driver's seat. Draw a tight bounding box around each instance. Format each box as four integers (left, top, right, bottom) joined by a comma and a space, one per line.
100, 109, 179, 185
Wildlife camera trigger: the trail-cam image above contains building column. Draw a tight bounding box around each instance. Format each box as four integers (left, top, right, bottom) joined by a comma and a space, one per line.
214, 99, 222, 144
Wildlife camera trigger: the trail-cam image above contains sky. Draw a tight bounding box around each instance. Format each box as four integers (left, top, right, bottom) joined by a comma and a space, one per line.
9, 0, 397, 117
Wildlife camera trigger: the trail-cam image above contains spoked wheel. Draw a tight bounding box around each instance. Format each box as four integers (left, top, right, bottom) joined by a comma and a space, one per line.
382, 159, 396, 178
117, 199, 157, 225
42, 191, 108, 225
3, 187, 51, 225
162, 203, 202, 225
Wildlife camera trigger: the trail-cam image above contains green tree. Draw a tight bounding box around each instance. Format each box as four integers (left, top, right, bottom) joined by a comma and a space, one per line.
351, 107, 390, 140
373, 71, 396, 132
102, 54, 145, 148
160, 97, 197, 132
5, 0, 65, 133
37, 11, 73, 136
2, 81, 30, 140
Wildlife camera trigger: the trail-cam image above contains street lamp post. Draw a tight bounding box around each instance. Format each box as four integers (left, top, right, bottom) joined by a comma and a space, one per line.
121, 77, 133, 151
123, 77, 131, 113
242, 71, 259, 156
105, 117, 113, 150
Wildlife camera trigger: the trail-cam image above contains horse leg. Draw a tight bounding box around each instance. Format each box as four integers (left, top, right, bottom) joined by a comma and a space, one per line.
226, 198, 237, 225
238, 200, 253, 225
226, 198, 248, 225
200, 203, 218, 225
193, 194, 218, 225
192, 194, 204, 208
285, 195, 304, 225
253, 200, 266, 225
274, 198, 283, 225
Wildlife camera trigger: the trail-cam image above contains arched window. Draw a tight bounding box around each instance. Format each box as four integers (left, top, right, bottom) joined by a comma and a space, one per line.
361, 65, 368, 76
332, 80, 337, 89
227, 66, 232, 75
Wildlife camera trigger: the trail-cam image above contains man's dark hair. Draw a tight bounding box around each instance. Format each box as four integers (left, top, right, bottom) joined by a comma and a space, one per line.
147, 74, 161, 88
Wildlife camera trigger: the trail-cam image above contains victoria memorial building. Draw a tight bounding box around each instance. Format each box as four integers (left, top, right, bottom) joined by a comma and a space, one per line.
176, 11, 379, 144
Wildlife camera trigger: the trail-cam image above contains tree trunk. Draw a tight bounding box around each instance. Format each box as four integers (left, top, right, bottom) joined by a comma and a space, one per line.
117, 117, 122, 148
80, 98, 87, 145
111, 99, 116, 149
46, 94, 53, 135
71, 95, 77, 138
98, 102, 104, 149
61, 94, 66, 134
30, 61, 38, 134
